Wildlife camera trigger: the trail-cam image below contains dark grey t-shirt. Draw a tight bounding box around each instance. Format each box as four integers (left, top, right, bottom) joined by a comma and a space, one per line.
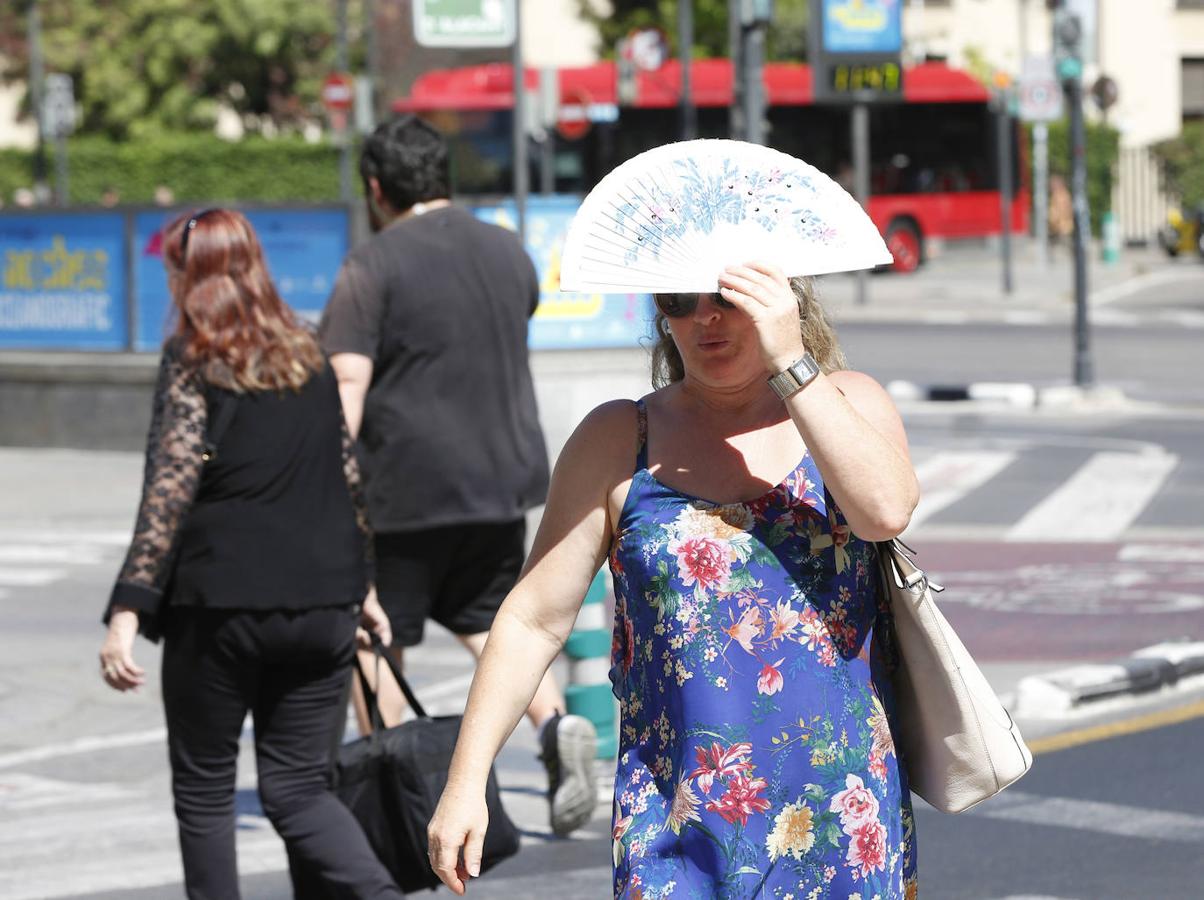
319, 206, 549, 533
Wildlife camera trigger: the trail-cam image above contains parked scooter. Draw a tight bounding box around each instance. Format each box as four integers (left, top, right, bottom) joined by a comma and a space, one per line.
1158, 204, 1204, 258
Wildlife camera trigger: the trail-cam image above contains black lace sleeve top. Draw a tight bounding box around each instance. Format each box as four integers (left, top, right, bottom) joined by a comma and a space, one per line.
105, 344, 373, 641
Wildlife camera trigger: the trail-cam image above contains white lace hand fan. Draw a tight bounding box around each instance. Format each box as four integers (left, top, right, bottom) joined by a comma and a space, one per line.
560, 139, 892, 293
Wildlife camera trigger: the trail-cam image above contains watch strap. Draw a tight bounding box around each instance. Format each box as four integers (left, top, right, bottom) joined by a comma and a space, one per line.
767, 352, 821, 400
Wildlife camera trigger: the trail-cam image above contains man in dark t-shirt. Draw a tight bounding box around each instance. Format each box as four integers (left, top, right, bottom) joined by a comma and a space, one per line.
319, 116, 598, 838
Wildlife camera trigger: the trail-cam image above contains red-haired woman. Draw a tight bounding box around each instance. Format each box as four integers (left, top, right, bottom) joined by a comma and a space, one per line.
97, 208, 403, 899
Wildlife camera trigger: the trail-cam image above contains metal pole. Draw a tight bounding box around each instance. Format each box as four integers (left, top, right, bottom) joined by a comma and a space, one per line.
1033, 121, 1049, 268
997, 94, 1014, 295
54, 132, 68, 205
512, 9, 528, 242
1068, 75, 1093, 387
538, 67, 555, 195
335, 0, 352, 203
679, 0, 696, 140
729, 0, 744, 139
27, 0, 49, 204
852, 103, 871, 305
743, 19, 767, 145
364, 0, 381, 122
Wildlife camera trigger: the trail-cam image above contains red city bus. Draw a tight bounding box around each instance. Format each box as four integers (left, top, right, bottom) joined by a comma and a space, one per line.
394, 59, 1028, 273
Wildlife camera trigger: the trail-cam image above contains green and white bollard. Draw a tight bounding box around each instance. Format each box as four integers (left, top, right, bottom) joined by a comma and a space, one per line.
1101, 211, 1121, 264
564, 569, 617, 759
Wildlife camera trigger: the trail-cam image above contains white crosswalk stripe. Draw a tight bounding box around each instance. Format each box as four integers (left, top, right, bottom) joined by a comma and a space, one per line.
1007, 450, 1179, 541
903, 443, 1189, 542
909, 450, 1018, 529
0, 529, 125, 595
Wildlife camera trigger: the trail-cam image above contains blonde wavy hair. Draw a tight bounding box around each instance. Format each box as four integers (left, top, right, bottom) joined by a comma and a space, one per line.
650, 277, 846, 388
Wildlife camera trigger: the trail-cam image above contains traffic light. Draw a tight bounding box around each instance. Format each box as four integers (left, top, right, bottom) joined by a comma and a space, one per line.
1052, 2, 1083, 83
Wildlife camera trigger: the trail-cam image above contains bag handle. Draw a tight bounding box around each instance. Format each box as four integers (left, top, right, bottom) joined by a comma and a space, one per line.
355, 633, 431, 722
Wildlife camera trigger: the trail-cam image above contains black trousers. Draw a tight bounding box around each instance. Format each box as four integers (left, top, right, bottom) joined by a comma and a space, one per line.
161, 606, 403, 900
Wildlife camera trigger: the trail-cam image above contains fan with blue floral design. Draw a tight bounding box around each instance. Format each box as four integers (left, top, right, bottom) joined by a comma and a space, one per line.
559, 139, 892, 293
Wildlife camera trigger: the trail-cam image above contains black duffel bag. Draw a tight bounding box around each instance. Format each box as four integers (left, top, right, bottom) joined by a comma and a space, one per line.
327, 637, 521, 894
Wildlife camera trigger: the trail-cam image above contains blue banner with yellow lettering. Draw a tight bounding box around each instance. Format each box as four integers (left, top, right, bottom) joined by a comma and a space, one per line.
0, 213, 127, 349
472, 196, 654, 350
822, 0, 903, 54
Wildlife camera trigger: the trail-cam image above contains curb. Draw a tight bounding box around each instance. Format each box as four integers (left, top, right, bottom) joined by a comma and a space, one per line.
887, 380, 1131, 410
1013, 641, 1204, 718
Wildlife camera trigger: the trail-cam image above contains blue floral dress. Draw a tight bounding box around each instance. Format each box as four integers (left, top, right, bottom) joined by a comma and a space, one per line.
607, 401, 917, 900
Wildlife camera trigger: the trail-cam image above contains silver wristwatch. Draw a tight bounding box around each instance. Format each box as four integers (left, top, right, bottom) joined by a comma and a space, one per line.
767, 352, 821, 400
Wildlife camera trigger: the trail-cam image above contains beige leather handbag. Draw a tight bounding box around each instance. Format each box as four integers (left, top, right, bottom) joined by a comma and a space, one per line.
877, 539, 1033, 813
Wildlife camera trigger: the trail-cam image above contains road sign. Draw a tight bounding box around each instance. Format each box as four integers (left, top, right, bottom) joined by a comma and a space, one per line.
321, 73, 354, 112
413, 0, 516, 48
1018, 56, 1063, 123
556, 88, 592, 142
42, 73, 76, 138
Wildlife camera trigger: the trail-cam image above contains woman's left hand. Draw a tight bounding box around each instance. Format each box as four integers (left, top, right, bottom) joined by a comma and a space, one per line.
717, 261, 807, 375
357, 585, 393, 649
99, 607, 145, 692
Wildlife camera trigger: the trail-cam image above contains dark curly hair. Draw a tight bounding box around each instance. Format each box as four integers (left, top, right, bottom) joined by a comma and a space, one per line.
359, 115, 451, 212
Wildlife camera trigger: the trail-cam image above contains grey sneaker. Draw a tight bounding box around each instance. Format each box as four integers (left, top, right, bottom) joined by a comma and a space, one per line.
538, 712, 599, 836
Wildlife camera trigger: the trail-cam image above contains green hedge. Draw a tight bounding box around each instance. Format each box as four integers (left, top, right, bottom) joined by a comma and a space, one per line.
1027, 119, 1120, 236
0, 133, 356, 205
1153, 121, 1204, 209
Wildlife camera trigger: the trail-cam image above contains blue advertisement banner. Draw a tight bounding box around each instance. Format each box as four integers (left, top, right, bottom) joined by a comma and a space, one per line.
0, 213, 127, 349
133, 208, 348, 350
472, 196, 654, 350
822, 0, 903, 54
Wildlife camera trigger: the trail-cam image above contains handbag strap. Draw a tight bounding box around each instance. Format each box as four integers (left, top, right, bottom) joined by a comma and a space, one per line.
877, 538, 943, 593
355, 633, 431, 721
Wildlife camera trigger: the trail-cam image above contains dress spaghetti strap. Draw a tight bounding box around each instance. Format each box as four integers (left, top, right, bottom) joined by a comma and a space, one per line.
634, 399, 648, 473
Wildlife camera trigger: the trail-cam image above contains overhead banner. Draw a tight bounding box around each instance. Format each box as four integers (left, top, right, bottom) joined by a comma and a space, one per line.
0, 213, 127, 350
472, 196, 654, 350
133, 208, 349, 350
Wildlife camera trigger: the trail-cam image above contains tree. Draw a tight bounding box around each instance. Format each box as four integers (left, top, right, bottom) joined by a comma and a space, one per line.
576, 0, 810, 63
0, 0, 356, 139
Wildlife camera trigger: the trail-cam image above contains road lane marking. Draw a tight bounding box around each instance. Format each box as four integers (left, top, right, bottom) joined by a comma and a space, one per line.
0, 545, 108, 564
0, 568, 63, 586
1026, 698, 1204, 756
1007, 450, 1179, 541
971, 789, 1204, 843
908, 451, 1017, 529
0, 728, 169, 770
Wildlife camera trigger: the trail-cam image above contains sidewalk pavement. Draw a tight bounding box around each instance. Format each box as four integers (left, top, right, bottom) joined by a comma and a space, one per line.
816, 239, 1188, 323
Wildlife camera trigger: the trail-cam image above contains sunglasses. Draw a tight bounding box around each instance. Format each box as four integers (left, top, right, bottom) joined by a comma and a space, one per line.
179, 208, 218, 259
654, 292, 735, 319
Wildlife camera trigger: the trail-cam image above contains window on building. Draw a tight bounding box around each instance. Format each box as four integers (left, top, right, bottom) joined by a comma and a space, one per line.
1184, 58, 1204, 120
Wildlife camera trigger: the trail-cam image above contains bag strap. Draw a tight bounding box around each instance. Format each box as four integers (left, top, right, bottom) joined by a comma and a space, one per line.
355, 633, 431, 722
201, 393, 238, 462
877, 538, 943, 593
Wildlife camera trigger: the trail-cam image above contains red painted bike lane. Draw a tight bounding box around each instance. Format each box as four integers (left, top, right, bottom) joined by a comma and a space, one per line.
910, 541, 1204, 663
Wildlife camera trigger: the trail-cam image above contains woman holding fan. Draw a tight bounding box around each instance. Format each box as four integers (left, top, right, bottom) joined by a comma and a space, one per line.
428, 141, 921, 899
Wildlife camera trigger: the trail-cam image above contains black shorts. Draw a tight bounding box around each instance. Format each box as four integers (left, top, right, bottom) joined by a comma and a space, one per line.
374, 519, 527, 648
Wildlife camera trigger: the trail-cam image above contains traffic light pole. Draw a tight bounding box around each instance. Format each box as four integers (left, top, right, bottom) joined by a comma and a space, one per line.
335, 0, 352, 203
679, 0, 696, 140
1067, 75, 1093, 388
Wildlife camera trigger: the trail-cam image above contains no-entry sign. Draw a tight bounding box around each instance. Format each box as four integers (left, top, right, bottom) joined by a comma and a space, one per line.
322, 73, 355, 112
